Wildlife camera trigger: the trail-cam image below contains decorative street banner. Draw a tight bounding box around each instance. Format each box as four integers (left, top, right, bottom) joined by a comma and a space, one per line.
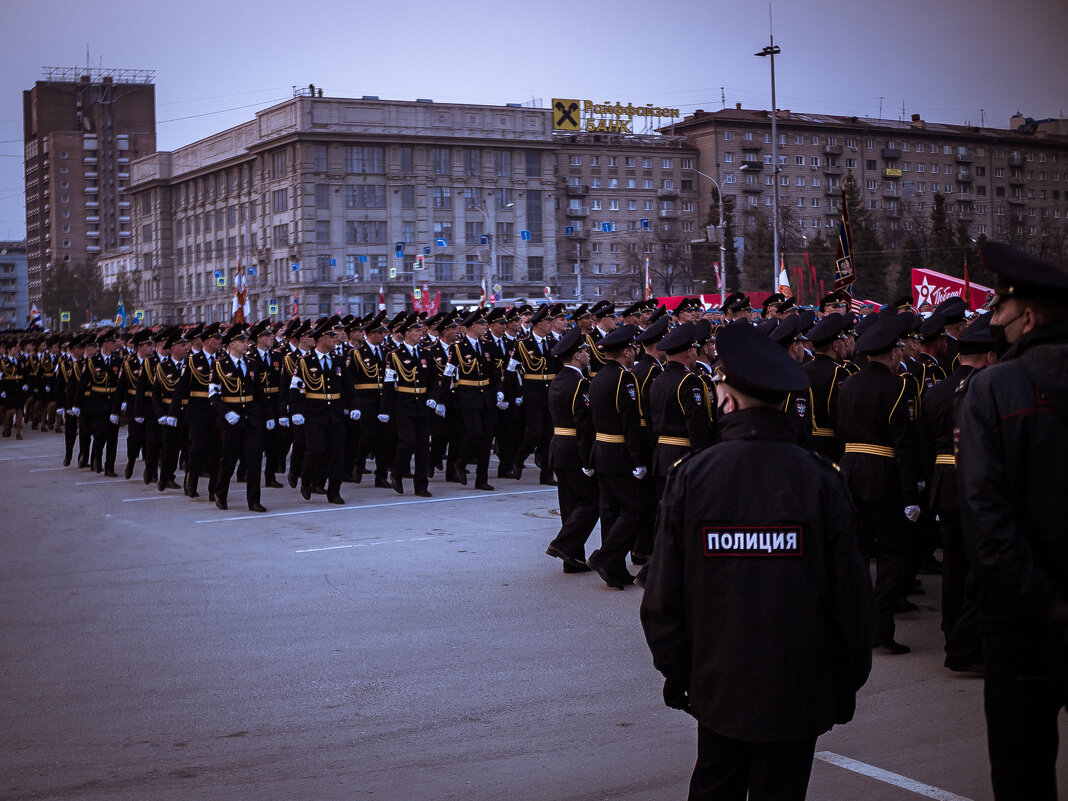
911, 267, 991, 311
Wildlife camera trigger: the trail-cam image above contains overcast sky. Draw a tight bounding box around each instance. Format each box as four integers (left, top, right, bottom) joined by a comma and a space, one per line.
1, 0, 1065, 240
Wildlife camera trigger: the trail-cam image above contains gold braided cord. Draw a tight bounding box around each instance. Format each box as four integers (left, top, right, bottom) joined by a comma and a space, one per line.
299, 359, 325, 393
214, 360, 243, 395
391, 351, 418, 384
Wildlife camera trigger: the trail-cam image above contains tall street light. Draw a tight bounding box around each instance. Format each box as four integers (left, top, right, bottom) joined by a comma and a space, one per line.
688, 168, 736, 306
756, 35, 782, 292
474, 192, 514, 304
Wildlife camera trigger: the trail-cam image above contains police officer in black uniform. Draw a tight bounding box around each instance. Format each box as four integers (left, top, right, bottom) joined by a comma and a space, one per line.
641, 321, 872, 801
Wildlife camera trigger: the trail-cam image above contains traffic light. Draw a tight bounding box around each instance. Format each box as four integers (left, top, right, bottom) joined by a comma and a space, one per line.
415, 254, 425, 270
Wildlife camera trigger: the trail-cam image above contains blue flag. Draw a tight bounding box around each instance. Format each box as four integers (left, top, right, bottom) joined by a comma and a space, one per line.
116, 295, 126, 329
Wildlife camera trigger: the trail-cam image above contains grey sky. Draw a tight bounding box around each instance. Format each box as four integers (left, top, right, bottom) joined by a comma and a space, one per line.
1, 0, 1065, 239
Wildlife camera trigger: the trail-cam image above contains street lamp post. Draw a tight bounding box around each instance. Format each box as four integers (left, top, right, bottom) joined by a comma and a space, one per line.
475, 193, 513, 305
688, 168, 735, 306
756, 34, 782, 291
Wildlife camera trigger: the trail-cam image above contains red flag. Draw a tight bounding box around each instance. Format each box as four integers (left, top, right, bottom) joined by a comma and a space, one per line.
378, 286, 386, 312
231, 262, 249, 323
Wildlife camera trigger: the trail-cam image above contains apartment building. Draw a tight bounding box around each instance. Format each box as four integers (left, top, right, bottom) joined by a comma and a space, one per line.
0, 242, 29, 329
22, 69, 156, 317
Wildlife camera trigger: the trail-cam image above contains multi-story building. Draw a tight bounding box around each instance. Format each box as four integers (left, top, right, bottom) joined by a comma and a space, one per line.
553, 131, 701, 300
0, 242, 29, 329
129, 94, 559, 325
22, 68, 156, 321
667, 105, 1068, 269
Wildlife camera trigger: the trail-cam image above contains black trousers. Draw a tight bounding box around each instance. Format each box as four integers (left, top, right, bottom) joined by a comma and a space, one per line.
515, 398, 553, 481
78, 408, 94, 465
125, 417, 146, 474
185, 411, 218, 496
159, 419, 187, 486
589, 471, 642, 579
689, 724, 816, 801
548, 465, 599, 560
141, 416, 161, 481
984, 625, 1067, 801
456, 402, 496, 483
393, 411, 431, 492
64, 412, 78, 461
940, 509, 981, 666
302, 417, 345, 497
216, 420, 263, 507
855, 500, 910, 642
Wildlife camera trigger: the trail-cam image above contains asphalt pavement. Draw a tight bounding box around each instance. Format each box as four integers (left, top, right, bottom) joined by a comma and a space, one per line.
1, 428, 1066, 800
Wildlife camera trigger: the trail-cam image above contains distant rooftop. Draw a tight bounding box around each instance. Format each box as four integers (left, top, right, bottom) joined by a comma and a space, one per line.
41, 67, 156, 85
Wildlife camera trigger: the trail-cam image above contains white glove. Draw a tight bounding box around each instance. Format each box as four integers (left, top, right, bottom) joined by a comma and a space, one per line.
165, 416, 178, 427
21, 384, 28, 392
581, 467, 595, 478
157, 415, 168, 425
443, 363, 457, 378
632, 466, 648, 480
134, 417, 144, 424
904, 505, 921, 523
515, 397, 523, 407
291, 413, 305, 426
278, 416, 290, 427
120, 402, 127, 412
349, 409, 361, 421
57, 408, 65, 418
225, 411, 240, 425
70, 407, 80, 417
383, 368, 397, 383
378, 414, 390, 423
266, 419, 275, 431
0, 391, 5, 399
918, 481, 926, 492
496, 400, 509, 410
434, 404, 446, 418
426, 399, 437, 410
496, 391, 504, 403
109, 414, 119, 425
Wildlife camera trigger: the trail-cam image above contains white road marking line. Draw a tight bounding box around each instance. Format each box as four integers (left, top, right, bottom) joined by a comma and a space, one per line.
0, 454, 53, 462
195, 487, 555, 524
75, 478, 124, 486
30, 466, 74, 473
297, 536, 435, 553
122, 495, 173, 502
815, 752, 976, 801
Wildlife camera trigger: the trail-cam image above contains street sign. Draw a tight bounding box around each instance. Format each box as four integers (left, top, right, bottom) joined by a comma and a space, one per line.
640, 218, 650, 229
389, 266, 397, 279
213, 270, 222, 278
493, 283, 502, 295
268, 301, 278, 315
133, 310, 144, 323
521, 230, 531, 241
328, 258, 336, 266
423, 246, 431, 255
60, 311, 71, 322
248, 267, 256, 276
395, 242, 405, 258
291, 262, 300, 271
480, 235, 489, 245
601, 222, 611, 233
216, 276, 226, 287
358, 255, 368, 263
565, 226, 574, 236
435, 238, 447, 247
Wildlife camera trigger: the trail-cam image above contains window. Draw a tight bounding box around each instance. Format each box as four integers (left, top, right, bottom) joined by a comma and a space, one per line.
681, 158, 695, 169
525, 150, 542, 177
569, 155, 581, 167
399, 146, 413, 174
270, 150, 288, 179
810, 156, 820, 167
608, 178, 619, 189
465, 255, 479, 282
273, 224, 288, 246
723, 131, 735, 140
142, 224, 153, 242
345, 184, 386, 208
796, 155, 805, 166
346, 221, 387, 244
464, 149, 481, 176
724, 153, 735, 163
433, 221, 453, 242
401, 185, 415, 209
464, 221, 484, 243
316, 221, 330, 243
348, 146, 385, 174
526, 189, 542, 239
866, 160, 877, 171
626, 178, 637, 188
661, 158, 673, 169
590, 156, 600, 167
495, 222, 513, 243
495, 150, 512, 177
642, 158, 652, 168
527, 256, 543, 282
607, 156, 617, 167
609, 199, 620, 211
497, 255, 514, 281
272, 189, 288, 213
431, 186, 451, 208
227, 206, 238, 226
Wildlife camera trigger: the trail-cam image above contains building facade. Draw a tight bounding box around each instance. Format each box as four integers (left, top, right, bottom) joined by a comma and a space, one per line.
667, 106, 1068, 268
22, 69, 156, 321
0, 242, 29, 329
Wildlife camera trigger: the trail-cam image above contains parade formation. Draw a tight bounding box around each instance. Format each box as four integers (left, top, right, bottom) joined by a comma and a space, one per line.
3, 240, 1068, 800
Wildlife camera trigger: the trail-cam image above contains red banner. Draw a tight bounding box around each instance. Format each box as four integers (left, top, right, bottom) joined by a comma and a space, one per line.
911, 267, 991, 311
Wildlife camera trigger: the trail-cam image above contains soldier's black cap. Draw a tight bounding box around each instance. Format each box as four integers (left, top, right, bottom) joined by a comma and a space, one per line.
485, 307, 507, 325
590, 301, 615, 319
756, 318, 779, 336
388, 311, 408, 331
762, 293, 785, 312
726, 294, 751, 313
461, 308, 486, 327
657, 322, 698, 355
770, 314, 804, 347
599, 323, 638, 352
648, 305, 668, 324
893, 295, 914, 311
620, 301, 643, 318
185, 323, 204, 340
434, 310, 461, 333
635, 316, 669, 345
395, 312, 423, 334
778, 297, 797, 315
551, 326, 587, 359
719, 293, 743, 313
798, 309, 816, 334
362, 311, 388, 334
424, 312, 445, 330
715, 321, 810, 399
934, 296, 968, 324
341, 314, 356, 327
979, 241, 1068, 306
694, 318, 714, 347
516, 304, 534, 316
96, 328, 119, 344
855, 315, 907, 355
249, 320, 272, 340
131, 329, 153, 347
957, 313, 994, 354
569, 303, 591, 321
283, 318, 302, 339
805, 313, 847, 346
548, 303, 568, 320
675, 297, 703, 315
201, 322, 223, 341
312, 315, 344, 340
918, 313, 946, 342
504, 308, 522, 323
529, 305, 551, 325
819, 291, 850, 310
222, 323, 250, 345
899, 311, 922, 337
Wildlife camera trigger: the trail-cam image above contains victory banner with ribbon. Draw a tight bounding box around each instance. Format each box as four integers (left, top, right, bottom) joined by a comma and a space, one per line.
911, 267, 991, 311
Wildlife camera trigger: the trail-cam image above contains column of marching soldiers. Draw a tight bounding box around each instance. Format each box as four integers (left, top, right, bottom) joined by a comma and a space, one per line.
1, 288, 989, 660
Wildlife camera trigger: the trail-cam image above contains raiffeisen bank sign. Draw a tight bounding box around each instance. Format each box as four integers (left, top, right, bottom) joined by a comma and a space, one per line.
551, 98, 681, 133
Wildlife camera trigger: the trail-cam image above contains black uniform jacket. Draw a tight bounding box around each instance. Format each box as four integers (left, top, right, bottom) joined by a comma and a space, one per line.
837, 361, 921, 507
210, 352, 266, 428
589, 359, 648, 473
380, 344, 442, 418
547, 365, 594, 470
449, 336, 500, 410
288, 350, 354, 423
802, 353, 849, 457
957, 322, 1068, 630
640, 406, 873, 742
917, 364, 974, 513
648, 362, 713, 478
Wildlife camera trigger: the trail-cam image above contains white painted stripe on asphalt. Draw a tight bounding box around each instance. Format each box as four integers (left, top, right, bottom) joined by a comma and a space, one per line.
122, 495, 173, 502
75, 478, 124, 485
297, 535, 435, 553
194, 487, 556, 524
0, 454, 53, 462
815, 752, 975, 801
30, 466, 74, 473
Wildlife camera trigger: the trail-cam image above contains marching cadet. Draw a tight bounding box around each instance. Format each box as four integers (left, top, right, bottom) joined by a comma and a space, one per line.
544, 327, 597, 574
770, 315, 814, 449
280, 320, 314, 488
115, 329, 154, 480
818, 291, 850, 318
347, 313, 393, 487
73, 329, 122, 475
909, 313, 949, 400
380, 313, 443, 497
631, 315, 669, 564
485, 307, 521, 480
38, 336, 61, 432
691, 319, 720, 439
512, 305, 559, 484
210, 323, 267, 512
586, 324, 649, 590
135, 328, 167, 485
59, 335, 85, 464
934, 296, 969, 374
0, 337, 27, 439
445, 308, 500, 490
248, 320, 284, 488
289, 317, 354, 504
584, 301, 616, 375
801, 313, 852, 461
172, 322, 222, 500
837, 314, 922, 654
426, 312, 459, 481
640, 321, 872, 801
648, 322, 714, 497
155, 330, 190, 491
674, 297, 703, 324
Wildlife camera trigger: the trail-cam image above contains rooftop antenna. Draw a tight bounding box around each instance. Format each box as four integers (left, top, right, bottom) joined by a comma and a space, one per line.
980, 108, 985, 127
721, 87, 726, 109
878, 96, 884, 119
901, 100, 905, 121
